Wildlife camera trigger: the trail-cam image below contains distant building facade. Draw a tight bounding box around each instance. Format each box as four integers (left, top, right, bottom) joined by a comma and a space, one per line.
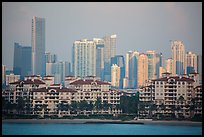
32, 16, 46, 76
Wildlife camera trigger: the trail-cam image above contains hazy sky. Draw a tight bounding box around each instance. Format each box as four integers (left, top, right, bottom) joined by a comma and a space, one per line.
2, 2, 202, 70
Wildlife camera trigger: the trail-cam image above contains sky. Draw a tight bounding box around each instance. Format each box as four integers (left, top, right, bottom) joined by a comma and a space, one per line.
2, 2, 202, 70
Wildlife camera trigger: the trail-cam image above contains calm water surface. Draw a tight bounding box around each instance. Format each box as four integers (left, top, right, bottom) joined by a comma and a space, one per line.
2, 123, 202, 135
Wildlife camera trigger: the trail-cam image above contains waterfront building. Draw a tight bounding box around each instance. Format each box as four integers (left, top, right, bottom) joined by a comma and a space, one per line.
171, 40, 185, 75
6, 73, 20, 86
165, 58, 173, 74
32, 16, 46, 76
31, 78, 121, 117
2, 76, 46, 114
103, 34, 116, 82
139, 73, 200, 119
186, 51, 197, 74
111, 64, 121, 88
137, 53, 148, 88
72, 39, 96, 78
146, 50, 156, 80
13, 43, 32, 79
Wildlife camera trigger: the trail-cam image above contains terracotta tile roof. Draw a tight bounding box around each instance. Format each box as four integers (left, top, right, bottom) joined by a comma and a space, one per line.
31, 87, 77, 92
70, 79, 111, 85
9, 79, 45, 85
44, 75, 54, 77
152, 76, 194, 82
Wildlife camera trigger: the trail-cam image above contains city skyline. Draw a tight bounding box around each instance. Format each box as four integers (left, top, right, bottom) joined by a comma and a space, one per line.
2, 2, 202, 70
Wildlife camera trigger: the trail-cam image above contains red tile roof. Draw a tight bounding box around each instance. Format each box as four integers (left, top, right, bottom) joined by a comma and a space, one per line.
152, 76, 194, 82
9, 79, 45, 85
31, 87, 77, 92
70, 79, 110, 85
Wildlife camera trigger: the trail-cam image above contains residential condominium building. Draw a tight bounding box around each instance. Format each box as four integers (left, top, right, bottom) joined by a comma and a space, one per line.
125, 50, 139, 88
165, 58, 173, 74
186, 51, 197, 74
103, 34, 116, 82
139, 73, 202, 119
72, 39, 96, 78
111, 64, 121, 88
137, 53, 148, 88
146, 50, 156, 80
171, 40, 185, 76
32, 16, 46, 76
31, 78, 121, 117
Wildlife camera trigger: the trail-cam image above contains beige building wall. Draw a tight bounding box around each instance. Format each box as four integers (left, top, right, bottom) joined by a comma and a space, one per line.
138, 53, 148, 87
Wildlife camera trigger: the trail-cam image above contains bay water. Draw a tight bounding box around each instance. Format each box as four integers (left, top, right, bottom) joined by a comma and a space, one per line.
2, 123, 202, 135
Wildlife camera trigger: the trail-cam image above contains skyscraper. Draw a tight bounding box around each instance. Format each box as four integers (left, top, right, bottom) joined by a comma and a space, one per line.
32, 16, 46, 76
72, 39, 96, 78
165, 58, 173, 74
146, 50, 156, 80
138, 53, 148, 87
103, 34, 116, 81
46, 52, 57, 63
186, 51, 197, 74
125, 51, 139, 88
94, 38, 105, 80
13, 43, 32, 79
111, 64, 120, 88
155, 52, 163, 79
171, 40, 185, 76
111, 55, 125, 89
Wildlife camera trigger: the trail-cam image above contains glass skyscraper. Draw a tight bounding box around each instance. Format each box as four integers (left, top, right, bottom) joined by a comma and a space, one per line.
31, 16, 46, 76
103, 34, 116, 82
13, 43, 32, 79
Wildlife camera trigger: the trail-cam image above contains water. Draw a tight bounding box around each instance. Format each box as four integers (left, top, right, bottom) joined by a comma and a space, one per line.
2, 123, 202, 135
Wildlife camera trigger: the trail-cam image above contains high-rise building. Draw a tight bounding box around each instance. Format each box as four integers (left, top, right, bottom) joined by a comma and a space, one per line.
13, 43, 32, 79
72, 39, 96, 78
125, 51, 139, 88
46, 61, 71, 85
186, 51, 197, 74
45, 52, 57, 63
155, 52, 163, 79
138, 53, 148, 87
165, 58, 173, 74
197, 55, 202, 84
171, 40, 185, 76
94, 38, 105, 80
103, 34, 116, 82
146, 50, 156, 80
111, 55, 125, 89
111, 64, 120, 88
159, 66, 166, 78
2, 65, 6, 86
32, 16, 46, 76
